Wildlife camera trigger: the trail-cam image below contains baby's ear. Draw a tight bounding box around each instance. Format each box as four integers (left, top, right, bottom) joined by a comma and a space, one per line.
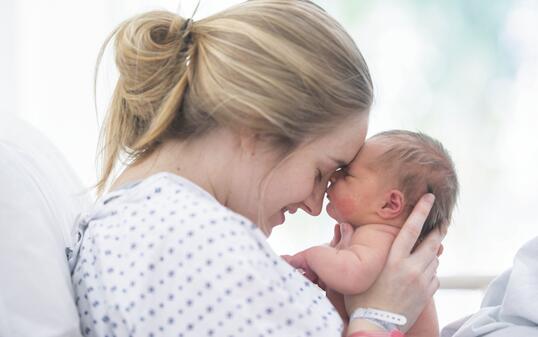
377, 189, 404, 219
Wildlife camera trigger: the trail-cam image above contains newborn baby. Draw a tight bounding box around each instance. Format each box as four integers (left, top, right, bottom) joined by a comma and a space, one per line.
284, 130, 459, 337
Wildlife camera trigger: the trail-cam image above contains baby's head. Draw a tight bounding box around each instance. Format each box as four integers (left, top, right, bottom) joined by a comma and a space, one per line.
327, 130, 458, 240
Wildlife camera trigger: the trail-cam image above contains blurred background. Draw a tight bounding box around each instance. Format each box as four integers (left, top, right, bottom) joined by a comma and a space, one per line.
1, 0, 537, 329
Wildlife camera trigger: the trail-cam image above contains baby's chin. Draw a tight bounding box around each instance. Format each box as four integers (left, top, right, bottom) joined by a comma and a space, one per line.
326, 202, 364, 227
326, 202, 345, 223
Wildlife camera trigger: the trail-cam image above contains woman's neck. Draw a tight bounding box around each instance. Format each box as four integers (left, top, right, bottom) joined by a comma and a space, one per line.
109, 129, 239, 205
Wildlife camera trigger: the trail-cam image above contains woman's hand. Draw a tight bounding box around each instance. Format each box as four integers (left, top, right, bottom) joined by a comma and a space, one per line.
344, 193, 446, 332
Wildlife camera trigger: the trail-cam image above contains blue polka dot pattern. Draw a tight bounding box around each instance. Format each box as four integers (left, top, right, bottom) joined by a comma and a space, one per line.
70, 172, 343, 336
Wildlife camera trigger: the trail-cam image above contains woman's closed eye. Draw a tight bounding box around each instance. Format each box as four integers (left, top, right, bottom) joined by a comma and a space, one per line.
315, 169, 333, 191
337, 166, 349, 176
316, 168, 323, 182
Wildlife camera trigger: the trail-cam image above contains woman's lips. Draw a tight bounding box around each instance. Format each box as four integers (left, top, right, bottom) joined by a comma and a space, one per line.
275, 207, 298, 226
276, 206, 299, 225
279, 209, 286, 224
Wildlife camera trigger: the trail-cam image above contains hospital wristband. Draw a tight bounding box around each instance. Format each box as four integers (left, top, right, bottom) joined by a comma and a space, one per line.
350, 308, 407, 327
348, 330, 405, 337
350, 307, 407, 333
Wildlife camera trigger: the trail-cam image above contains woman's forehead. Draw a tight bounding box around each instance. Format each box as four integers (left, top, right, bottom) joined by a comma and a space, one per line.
297, 113, 368, 164
332, 116, 368, 162
352, 139, 389, 167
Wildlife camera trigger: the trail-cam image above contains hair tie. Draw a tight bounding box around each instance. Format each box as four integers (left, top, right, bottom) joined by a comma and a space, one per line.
179, 18, 194, 67
181, 18, 193, 41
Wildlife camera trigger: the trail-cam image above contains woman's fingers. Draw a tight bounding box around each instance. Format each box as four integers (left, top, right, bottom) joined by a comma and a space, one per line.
437, 244, 444, 257
391, 194, 435, 260
425, 257, 441, 297
426, 275, 441, 298
410, 226, 446, 269
424, 256, 439, 281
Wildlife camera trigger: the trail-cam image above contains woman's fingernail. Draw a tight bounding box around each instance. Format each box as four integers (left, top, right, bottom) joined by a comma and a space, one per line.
425, 193, 435, 203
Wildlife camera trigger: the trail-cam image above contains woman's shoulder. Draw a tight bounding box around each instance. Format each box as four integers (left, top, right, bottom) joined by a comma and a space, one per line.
92, 172, 234, 220
82, 171, 259, 250
106, 171, 220, 206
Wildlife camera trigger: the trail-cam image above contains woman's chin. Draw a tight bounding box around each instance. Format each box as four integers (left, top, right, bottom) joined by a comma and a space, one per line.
263, 211, 286, 236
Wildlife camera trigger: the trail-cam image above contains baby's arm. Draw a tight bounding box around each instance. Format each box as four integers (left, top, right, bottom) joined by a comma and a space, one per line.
406, 298, 439, 337
300, 225, 396, 295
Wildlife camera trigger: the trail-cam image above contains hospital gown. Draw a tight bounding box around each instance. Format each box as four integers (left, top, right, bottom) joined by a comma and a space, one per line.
68, 172, 343, 337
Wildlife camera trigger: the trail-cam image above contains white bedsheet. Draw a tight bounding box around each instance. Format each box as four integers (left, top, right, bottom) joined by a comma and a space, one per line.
0, 116, 89, 337
441, 236, 538, 336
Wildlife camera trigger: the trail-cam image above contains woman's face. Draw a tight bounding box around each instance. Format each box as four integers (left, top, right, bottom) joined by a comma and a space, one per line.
258, 114, 368, 236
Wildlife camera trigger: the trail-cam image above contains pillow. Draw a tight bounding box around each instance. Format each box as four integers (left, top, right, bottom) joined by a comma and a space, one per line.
0, 116, 90, 337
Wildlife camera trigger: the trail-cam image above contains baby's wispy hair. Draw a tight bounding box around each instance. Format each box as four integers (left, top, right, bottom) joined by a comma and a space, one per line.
369, 130, 459, 240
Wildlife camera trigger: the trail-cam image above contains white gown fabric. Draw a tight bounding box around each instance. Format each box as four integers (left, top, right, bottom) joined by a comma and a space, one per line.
69, 172, 343, 337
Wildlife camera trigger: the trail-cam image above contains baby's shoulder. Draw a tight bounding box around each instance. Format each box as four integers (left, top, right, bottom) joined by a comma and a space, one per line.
351, 224, 399, 247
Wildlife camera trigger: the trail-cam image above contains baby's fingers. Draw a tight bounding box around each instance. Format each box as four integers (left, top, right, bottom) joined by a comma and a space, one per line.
329, 224, 341, 247
329, 223, 353, 249
336, 222, 354, 249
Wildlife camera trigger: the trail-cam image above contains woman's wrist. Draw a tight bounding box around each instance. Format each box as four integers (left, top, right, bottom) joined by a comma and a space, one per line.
347, 319, 405, 337
347, 318, 385, 335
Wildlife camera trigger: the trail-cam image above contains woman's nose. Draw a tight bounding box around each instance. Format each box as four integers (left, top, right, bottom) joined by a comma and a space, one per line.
302, 194, 323, 216
302, 179, 328, 216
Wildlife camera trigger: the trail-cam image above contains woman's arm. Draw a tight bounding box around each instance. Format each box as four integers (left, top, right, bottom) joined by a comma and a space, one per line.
406, 299, 439, 337
343, 194, 445, 336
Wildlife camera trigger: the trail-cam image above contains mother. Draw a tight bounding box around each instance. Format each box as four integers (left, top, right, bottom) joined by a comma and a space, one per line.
70, 1, 444, 336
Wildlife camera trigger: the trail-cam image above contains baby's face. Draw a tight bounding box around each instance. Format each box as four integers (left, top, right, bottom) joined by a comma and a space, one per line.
326, 139, 392, 225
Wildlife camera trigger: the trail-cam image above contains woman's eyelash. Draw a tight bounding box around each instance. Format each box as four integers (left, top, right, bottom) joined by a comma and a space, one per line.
338, 166, 349, 176
316, 169, 323, 181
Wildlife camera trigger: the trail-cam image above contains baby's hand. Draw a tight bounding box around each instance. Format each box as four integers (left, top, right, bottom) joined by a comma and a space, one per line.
281, 252, 318, 283
329, 222, 354, 250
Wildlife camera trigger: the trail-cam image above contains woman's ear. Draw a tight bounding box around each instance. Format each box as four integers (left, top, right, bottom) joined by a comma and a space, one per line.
377, 189, 404, 219
238, 128, 258, 156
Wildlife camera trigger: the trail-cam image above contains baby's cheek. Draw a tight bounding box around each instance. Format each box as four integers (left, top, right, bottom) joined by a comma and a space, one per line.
333, 195, 358, 219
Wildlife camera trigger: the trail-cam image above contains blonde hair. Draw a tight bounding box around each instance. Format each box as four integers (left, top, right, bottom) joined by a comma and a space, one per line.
370, 130, 459, 239
95, 0, 373, 195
